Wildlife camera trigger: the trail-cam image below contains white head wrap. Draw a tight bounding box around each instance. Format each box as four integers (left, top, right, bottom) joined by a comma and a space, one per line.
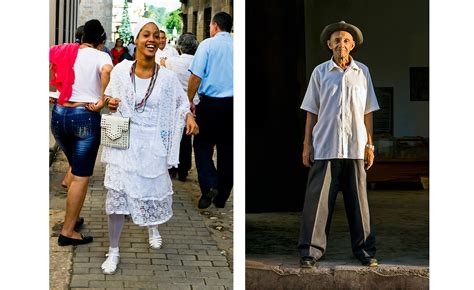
133, 18, 159, 40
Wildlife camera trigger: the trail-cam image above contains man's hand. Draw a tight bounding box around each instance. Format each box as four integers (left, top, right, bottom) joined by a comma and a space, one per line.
108, 97, 121, 113
190, 101, 196, 116
302, 143, 314, 167
185, 113, 199, 135
364, 147, 375, 170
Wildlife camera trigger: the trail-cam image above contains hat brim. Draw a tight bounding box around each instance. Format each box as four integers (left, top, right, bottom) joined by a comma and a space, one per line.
320, 22, 363, 50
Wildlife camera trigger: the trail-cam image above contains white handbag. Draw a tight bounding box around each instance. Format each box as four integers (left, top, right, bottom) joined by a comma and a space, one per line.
100, 114, 130, 149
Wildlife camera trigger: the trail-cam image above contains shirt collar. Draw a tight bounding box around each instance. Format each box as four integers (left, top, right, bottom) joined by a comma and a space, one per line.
216, 31, 231, 37
328, 56, 360, 72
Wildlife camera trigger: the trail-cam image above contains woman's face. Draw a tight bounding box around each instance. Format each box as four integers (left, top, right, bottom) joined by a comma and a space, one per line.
115, 39, 124, 47
136, 23, 160, 58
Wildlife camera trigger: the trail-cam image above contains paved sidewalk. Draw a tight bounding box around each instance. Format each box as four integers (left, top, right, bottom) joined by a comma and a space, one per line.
50, 148, 233, 289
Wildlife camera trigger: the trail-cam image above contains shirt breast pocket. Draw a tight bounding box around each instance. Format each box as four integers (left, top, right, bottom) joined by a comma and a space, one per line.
351, 85, 367, 108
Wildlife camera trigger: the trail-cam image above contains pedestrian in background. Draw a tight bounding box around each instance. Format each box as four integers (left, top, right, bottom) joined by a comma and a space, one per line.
74, 25, 84, 44
110, 38, 125, 65
100, 18, 199, 275
162, 32, 199, 181
127, 36, 136, 58
187, 12, 234, 209
50, 19, 113, 246
155, 30, 179, 66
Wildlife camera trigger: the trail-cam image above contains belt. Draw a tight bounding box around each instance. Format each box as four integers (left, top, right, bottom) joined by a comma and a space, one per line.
199, 94, 233, 101
51, 98, 92, 107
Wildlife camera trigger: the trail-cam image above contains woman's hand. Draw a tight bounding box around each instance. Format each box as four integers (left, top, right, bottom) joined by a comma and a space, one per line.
108, 97, 121, 113
85, 98, 105, 112
185, 113, 199, 135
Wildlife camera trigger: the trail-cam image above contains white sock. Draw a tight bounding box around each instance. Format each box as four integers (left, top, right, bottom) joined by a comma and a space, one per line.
108, 247, 119, 255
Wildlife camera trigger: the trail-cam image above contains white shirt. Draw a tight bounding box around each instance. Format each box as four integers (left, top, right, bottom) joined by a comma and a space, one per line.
70, 47, 113, 103
165, 54, 199, 104
127, 43, 136, 57
300, 58, 380, 160
154, 45, 179, 63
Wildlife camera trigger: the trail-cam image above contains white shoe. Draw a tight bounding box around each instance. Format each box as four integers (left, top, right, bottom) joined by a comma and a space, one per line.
148, 226, 163, 249
101, 252, 120, 274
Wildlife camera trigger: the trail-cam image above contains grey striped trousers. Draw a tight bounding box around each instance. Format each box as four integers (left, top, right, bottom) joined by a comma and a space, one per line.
298, 159, 376, 260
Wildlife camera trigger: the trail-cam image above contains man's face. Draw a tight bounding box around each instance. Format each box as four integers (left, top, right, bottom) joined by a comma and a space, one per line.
209, 21, 218, 37
327, 31, 355, 59
158, 32, 167, 49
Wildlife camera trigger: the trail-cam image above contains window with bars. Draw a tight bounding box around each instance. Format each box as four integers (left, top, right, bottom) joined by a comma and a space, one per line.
373, 87, 394, 135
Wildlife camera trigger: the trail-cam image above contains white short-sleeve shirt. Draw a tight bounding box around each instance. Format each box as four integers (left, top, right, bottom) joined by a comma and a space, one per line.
154, 45, 179, 63
300, 58, 380, 160
70, 47, 113, 103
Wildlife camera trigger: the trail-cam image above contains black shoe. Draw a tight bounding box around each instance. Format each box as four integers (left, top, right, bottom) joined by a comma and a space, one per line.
74, 217, 84, 231
198, 188, 218, 209
198, 196, 212, 209
213, 200, 226, 208
58, 233, 93, 246
300, 256, 317, 268
359, 257, 378, 267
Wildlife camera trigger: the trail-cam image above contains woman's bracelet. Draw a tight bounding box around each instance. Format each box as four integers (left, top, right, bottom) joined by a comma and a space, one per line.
104, 97, 111, 106
365, 144, 375, 151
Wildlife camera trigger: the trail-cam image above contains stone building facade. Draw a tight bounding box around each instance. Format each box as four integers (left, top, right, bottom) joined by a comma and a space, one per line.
49, 0, 81, 46
180, 0, 233, 41
78, 0, 113, 48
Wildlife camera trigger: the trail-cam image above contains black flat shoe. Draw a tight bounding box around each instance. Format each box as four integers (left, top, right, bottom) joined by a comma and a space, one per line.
58, 233, 93, 246
359, 257, 378, 267
198, 188, 219, 209
198, 196, 212, 209
300, 256, 317, 268
74, 217, 84, 231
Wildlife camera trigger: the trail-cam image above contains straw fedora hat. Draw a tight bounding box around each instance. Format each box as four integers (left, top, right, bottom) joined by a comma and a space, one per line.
320, 21, 363, 50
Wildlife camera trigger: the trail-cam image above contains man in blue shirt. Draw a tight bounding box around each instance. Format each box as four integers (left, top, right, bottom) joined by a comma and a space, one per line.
187, 12, 233, 209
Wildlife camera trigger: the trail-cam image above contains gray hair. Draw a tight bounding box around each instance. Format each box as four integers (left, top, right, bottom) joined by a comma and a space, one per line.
176, 33, 198, 55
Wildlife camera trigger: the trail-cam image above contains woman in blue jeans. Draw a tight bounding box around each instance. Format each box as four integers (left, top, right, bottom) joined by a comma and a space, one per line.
50, 19, 113, 246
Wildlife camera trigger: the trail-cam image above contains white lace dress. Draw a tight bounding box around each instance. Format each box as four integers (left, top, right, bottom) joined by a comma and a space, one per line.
101, 60, 190, 226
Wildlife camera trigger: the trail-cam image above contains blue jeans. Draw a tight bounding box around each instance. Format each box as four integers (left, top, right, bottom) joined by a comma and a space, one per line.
51, 104, 101, 177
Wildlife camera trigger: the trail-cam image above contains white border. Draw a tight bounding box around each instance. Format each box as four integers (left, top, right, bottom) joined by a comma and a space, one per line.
0, 1, 49, 288
233, 0, 245, 289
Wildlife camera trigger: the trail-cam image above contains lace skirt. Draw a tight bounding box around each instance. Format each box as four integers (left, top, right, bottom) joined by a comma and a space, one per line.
104, 163, 173, 226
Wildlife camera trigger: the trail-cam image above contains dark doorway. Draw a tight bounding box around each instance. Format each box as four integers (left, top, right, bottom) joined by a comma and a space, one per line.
245, 0, 307, 212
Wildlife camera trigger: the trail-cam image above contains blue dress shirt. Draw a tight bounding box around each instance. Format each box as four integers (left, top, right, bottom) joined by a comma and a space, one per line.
188, 32, 233, 98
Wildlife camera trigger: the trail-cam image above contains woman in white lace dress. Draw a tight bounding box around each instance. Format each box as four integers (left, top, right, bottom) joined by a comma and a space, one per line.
100, 18, 199, 274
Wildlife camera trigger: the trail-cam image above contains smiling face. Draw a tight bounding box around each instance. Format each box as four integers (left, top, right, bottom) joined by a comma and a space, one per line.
327, 31, 355, 59
158, 31, 167, 50
135, 23, 160, 58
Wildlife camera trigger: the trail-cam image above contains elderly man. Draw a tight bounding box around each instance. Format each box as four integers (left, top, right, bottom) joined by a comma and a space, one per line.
298, 21, 380, 268
187, 12, 233, 209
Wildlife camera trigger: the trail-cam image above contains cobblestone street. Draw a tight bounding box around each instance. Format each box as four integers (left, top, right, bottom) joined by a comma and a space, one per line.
50, 147, 233, 289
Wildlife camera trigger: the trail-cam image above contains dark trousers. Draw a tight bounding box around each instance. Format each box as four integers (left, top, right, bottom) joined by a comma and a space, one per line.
171, 129, 192, 178
193, 96, 233, 205
298, 159, 376, 260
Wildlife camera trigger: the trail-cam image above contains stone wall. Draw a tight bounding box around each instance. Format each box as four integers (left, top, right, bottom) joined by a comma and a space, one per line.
181, 0, 233, 41
78, 0, 113, 47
